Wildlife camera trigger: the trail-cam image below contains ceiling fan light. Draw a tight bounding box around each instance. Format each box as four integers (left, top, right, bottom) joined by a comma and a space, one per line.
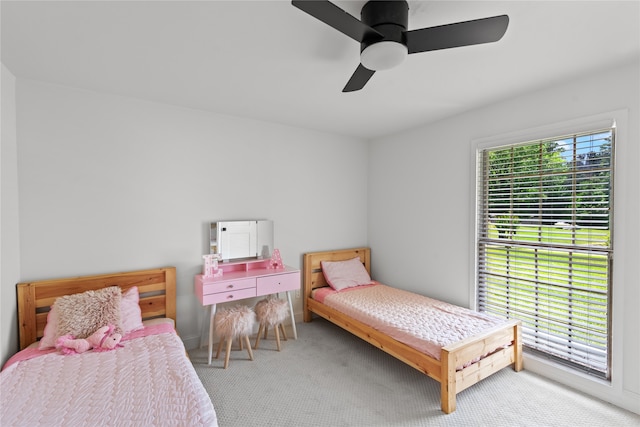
360, 41, 408, 71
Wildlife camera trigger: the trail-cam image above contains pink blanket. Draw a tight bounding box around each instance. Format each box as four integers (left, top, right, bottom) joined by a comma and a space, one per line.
2, 322, 174, 371
315, 283, 510, 365
1, 322, 217, 426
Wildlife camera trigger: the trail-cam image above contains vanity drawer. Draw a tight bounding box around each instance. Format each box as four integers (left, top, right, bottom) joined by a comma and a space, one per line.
256, 271, 300, 295
200, 287, 257, 305
201, 277, 256, 295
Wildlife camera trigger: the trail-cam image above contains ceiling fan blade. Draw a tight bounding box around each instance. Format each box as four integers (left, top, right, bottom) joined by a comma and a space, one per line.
342, 64, 375, 92
292, 0, 383, 43
405, 15, 509, 54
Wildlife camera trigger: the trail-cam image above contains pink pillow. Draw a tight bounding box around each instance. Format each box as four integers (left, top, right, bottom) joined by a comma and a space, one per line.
321, 257, 372, 291
38, 305, 59, 350
121, 286, 144, 334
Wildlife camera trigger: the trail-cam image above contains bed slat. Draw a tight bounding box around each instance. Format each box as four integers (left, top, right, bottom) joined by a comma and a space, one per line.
455, 347, 516, 393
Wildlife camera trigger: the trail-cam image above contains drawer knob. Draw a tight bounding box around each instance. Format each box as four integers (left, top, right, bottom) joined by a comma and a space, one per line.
227, 284, 234, 289
227, 294, 234, 299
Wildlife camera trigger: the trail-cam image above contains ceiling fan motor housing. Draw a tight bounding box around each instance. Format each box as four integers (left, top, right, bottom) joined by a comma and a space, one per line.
360, 0, 409, 51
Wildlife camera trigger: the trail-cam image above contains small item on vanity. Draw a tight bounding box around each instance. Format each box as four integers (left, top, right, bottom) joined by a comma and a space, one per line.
268, 249, 284, 269
202, 254, 223, 278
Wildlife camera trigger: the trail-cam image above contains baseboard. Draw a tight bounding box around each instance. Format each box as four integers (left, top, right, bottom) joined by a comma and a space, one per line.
524, 353, 640, 415
182, 335, 201, 351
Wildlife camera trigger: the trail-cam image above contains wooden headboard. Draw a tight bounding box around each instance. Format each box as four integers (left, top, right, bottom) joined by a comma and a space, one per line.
302, 247, 370, 322
16, 267, 176, 350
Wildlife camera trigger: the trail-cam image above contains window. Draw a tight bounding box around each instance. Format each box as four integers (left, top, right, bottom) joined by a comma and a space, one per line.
476, 127, 614, 378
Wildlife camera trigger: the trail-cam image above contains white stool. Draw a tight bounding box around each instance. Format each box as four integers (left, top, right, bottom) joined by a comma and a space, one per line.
214, 305, 255, 369
254, 297, 289, 351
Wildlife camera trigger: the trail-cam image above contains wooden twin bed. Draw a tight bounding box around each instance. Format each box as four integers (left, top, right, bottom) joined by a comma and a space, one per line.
4, 267, 217, 426
303, 247, 523, 414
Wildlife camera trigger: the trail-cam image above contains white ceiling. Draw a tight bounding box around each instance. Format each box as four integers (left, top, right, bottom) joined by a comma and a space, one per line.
2, 1, 639, 139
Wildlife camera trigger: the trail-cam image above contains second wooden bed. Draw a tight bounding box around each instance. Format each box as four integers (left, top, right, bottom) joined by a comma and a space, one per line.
303, 247, 522, 414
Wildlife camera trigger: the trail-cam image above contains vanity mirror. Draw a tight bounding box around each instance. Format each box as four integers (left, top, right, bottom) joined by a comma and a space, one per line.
210, 220, 274, 261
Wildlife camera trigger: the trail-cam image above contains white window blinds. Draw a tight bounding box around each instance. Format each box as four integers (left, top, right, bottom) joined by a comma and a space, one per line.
477, 128, 614, 378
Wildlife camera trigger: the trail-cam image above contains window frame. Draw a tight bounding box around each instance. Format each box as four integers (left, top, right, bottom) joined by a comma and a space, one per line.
469, 111, 626, 382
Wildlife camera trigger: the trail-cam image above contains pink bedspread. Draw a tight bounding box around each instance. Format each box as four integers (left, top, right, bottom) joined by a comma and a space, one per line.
314, 283, 510, 364
2, 322, 175, 371
1, 323, 217, 426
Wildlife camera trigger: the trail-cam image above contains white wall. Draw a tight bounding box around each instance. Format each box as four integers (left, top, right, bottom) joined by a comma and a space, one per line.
1, 64, 21, 365
368, 60, 640, 413
3, 79, 369, 361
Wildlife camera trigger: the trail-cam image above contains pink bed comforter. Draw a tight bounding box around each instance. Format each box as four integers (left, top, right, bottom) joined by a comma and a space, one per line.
314, 283, 511, 364
1, 324, 217, 426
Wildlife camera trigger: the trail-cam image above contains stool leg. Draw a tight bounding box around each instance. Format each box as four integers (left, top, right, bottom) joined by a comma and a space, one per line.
216, 339, 224, 359
279, 323, 288, 341
243, 335, 254, 361
224, 338, 232, 369
264, 325, 268, 339
274, 324, 281, 352
238, 337, 243, 351
255, 324, 264, 349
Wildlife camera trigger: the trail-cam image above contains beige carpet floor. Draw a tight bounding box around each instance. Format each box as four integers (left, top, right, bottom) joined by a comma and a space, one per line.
189, 317, 639, 427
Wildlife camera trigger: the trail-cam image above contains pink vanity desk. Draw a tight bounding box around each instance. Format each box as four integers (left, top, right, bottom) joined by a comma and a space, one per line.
195, 258, 300, 365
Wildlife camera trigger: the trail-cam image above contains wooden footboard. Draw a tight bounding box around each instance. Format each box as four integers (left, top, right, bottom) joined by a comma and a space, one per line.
303, 248, 522, 414
440, 319, 522, 413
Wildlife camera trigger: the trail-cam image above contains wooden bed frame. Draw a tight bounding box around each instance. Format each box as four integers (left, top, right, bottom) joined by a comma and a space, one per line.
303, 248, 522, 414
17, 267, 176, 350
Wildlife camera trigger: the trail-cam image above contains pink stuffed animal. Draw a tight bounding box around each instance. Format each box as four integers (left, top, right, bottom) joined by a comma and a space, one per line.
56, 324, 123, 355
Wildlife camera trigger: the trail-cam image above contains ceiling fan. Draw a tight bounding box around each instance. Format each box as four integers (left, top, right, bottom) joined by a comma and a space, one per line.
291, 0, 509, 92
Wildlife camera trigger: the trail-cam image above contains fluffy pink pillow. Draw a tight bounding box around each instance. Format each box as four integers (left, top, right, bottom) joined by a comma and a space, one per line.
55, 286, 122, 340
321, 257, 372, 291
121, 286, 144, 334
